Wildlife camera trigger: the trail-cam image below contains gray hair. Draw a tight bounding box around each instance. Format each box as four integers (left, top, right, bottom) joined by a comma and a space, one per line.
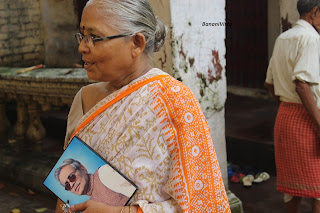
85, 0, 167, 55
297, 0, 320, 15
54, 158, 82, 186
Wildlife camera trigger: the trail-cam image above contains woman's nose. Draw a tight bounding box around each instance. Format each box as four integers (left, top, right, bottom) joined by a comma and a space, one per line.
78, 39, 90, 54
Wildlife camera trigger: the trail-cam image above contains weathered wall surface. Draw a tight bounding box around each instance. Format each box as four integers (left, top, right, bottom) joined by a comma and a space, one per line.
0, 0, 44, 67
0, 0, 81, 68
279, 0, 299, 33
170, 0, 228, 186
40, 0, 80, 67
268, 0, 280, 60
149, 0, 173, 76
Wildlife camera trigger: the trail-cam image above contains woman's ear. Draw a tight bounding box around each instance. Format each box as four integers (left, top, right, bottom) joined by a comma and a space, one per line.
131, 33, 146, 57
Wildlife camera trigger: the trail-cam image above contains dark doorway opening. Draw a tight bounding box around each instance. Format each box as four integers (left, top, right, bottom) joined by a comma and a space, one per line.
226, 0, 268, 89
74, 0, 89, 25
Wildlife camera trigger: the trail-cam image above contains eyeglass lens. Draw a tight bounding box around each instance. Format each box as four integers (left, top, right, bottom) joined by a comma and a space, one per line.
64, 173, 76, 191
76, 34, 82, 44
76, 34, 94, 47
76, 34, 84, 44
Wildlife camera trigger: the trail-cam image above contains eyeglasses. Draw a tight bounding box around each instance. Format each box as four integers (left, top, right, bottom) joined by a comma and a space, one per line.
75, 33, 129, 47
64, 171, 77, 191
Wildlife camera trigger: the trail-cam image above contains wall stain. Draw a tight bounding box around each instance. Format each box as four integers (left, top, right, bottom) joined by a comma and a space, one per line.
170, 30, 224, 113
174, 34, 188, 73
188, 57, 195, 67
158, 51, 167, 69
211, 50, 222, 81
179, 43, 186, 60
208, 69, 214, 83
200, 88, 204, 96
170, 29, 184, 80
196, 73, 208, 97
281, 14, 292, 32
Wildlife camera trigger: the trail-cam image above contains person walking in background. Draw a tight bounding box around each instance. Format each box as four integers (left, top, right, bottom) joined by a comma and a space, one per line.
265, 0, 320, 212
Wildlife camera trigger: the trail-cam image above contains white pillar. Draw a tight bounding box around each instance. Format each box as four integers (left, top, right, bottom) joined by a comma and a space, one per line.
168, 0, 228, 186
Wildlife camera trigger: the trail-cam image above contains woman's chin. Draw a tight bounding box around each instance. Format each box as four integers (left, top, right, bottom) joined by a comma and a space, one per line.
86, 71, 99, 81
87, 75, 100, 81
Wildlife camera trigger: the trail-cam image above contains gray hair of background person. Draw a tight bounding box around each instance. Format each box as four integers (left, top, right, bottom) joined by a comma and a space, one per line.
85, 0, 167, 55
297, 0, 320, 15
54, 158, 82, 186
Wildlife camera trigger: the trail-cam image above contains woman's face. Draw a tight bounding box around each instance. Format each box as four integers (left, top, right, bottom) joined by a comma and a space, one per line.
78, 6, 135, 83
59, 165, 89, 195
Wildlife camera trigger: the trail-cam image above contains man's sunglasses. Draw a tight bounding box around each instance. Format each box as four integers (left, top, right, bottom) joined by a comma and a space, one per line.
65, 172, 76, 191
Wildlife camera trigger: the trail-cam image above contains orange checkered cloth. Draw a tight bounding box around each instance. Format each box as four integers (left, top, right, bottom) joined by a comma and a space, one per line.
274, 102, 320, 197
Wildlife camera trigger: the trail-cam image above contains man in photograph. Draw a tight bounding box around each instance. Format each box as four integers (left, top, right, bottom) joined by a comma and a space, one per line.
54, 158, 130, 206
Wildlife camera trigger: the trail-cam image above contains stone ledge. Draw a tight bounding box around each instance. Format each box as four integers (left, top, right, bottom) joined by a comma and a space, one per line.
0, 67, 93, 107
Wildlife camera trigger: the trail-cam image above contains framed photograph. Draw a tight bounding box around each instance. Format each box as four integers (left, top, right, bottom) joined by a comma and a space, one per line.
43, 136, 138, 206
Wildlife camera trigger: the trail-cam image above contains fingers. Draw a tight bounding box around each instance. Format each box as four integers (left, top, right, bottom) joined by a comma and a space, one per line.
70, 201, 88, 212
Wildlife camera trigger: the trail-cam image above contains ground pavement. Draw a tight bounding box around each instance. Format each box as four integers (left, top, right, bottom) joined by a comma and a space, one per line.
0, 178, 56, 213
229, 175, 313, 213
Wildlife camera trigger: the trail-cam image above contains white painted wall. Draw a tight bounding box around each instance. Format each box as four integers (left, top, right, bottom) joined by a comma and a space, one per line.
279, 0, 299, 32
170, 0, 228, 186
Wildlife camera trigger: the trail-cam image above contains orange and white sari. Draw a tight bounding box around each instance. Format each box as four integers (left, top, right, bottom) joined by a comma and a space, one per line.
64, 68, 230, 213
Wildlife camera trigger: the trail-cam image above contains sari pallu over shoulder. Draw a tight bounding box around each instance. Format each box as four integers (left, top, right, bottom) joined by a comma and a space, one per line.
67, 69, 230, 213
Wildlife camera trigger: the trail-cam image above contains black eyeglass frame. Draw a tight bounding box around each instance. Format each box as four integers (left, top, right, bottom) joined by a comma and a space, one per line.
75, 32, 130, 45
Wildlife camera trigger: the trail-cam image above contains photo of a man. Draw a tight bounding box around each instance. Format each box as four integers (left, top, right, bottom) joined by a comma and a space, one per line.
54, 158, 130, 206
43, 136, 137, 206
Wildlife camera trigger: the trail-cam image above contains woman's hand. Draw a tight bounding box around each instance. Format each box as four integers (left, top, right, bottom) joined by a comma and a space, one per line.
69, 200, 138, 213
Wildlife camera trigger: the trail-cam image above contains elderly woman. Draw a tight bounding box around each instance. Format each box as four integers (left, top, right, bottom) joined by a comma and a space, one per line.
56, 0, 230, 213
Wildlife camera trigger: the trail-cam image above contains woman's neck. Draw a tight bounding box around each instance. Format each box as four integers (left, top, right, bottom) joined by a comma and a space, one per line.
107, 62, 151, 93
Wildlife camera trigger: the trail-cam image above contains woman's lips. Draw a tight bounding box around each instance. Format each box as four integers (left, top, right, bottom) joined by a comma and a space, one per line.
83, 62, 94, 70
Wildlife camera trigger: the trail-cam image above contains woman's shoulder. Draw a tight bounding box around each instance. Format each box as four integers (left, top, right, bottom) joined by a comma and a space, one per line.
81, 82, 102, 96
81, 82, 109, 114
81, 82, 109, 98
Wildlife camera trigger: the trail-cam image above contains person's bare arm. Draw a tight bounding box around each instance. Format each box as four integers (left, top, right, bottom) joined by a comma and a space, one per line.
295, 80, 320, 136
55, 199, 65, 213
264, 82, 280, 102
